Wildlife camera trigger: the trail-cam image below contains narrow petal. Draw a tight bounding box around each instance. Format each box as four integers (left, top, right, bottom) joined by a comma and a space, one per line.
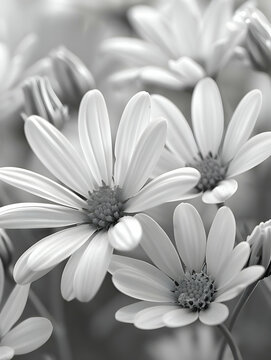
0, 285, 30, 337
128, 6, 177, 58
112, 268, 175, 303
73, 232, 113, 302
0, 203, 87, 229
163, 308, 198, 328
202, 179, 238, 204
134, 305, 177, 330
151, 94, 198, 162
125, 168, 200, 213
0, 260, 4, 305
173, 203, 206, 272
221, 90, 262, 163
27, 225, 94, 271
0, 168, 86, 209
60, 242, 89, 301
206, 207, 236, 279
192, 78, 224, 157
0, 346, 14, 360
139, 66, 183, 89
1, 318, 52, 355
114, 92, 151, 187
227, 132, 271, 177
136, 214, 184, 281
216, 242, 250, 290
216, 266, 264, 302
78, 90, 113, 186
199, 303, 229, 326
108, 216, 142, 251
115, 301, 161, 323
101, 38, 168, 66
168, 57, 205, 85
25, 116, 93, 197
122, 120, 167, 199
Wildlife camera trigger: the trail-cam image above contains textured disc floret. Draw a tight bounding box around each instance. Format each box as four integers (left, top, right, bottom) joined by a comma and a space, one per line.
85, 185, 124, 230
175, 270, 216, 311
191, 154, 226, 191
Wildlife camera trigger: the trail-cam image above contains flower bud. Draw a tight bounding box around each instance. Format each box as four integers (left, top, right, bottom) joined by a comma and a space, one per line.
22, 76, 69, 129
0, 229, 14, 270
50, 47, 95, 106
247, 220, 271, 277
245, 8, 271, 73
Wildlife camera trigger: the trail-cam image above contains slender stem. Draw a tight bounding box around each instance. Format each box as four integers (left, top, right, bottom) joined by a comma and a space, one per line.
217, 324, 243, 360
217, 282, 258, 360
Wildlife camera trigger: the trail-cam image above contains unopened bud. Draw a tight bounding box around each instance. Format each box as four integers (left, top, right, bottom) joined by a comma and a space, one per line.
245, 8, 271, 73
50, 47, 95, 106
247, 220, 271, 277
0, 229, 14, 270
22, 76, 69, 129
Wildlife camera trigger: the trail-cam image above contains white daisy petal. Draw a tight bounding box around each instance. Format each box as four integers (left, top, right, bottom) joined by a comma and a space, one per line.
199, 302, 229, 326
163, 308, 198, 328
227, 132, 271, 177
135, 214, 184, 281
134, 305, 177, 330
1, 318, 52, 355
114, 92, 151, 187
216, 242, 250, 290
73, 232, 113, 302
139, 66, 183, 89
112, 268, 175, 303
108, 216, 142, 251
101, 38, 168, 67
192, 78, 224, 157
61, 242, 89, 301
122, 120, 167, 199
125, 168, 200, 213
0, 168, 86, 209
128, 6, 177, 58
25, 116, 92, 197
116, 302, 161, 323
168, 57, 205, 85
78, 90, 113, 186
151, 94, 198, 162
0, 285, 30, 337
0, 203, 87, 228
0, 346, 14, 360
216, 266, 264, 302
222, 90, 262, 163
206, 207, 235, 279
173, 203, 206, 272
202, 179, 238, 204
27, 225, 93, 271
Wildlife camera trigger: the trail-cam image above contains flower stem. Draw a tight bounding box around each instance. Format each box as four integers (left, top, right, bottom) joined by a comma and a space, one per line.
217, 282, 258, 360
217, 324, 243, 360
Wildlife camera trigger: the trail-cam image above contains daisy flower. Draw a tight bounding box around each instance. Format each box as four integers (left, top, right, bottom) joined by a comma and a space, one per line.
110, 203, 264, 329
0, 260, 52, 359
151, 77, 271, 204
102, 0, 245, 89
0, 90, 200, 302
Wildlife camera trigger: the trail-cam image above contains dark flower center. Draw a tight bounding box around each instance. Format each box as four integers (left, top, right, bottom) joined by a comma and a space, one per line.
191, 154, 226, 191
84, 185, 124, 230
175, 270, 216, 311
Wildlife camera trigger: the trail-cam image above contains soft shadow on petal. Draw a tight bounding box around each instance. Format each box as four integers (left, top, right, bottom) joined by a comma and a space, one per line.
108, 216, 142, 251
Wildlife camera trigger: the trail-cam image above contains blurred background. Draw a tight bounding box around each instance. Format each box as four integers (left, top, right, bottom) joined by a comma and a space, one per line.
1, 0, 271, 359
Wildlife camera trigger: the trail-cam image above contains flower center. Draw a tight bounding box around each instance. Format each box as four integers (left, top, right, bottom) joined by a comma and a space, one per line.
85, 185, 124, 230
191, 154, 226, 191
175, 270, 216, 311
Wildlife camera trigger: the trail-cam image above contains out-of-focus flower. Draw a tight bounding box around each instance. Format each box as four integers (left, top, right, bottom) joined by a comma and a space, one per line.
101, 0, 245, 89
247, 220, 271, 277
151, 77, 271, 204
110, 204, 264, 329
49, 47, 95, 106
0, 90, 200, 302
0, 259, 52, 359
0, 229, 13, 270
21, 76, 69, 129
